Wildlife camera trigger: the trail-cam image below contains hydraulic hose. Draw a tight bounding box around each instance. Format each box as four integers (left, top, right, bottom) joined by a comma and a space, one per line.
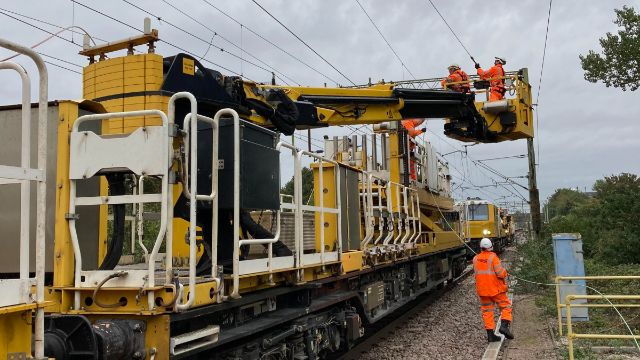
98, 174, 126, 270
92, 270, 128, 308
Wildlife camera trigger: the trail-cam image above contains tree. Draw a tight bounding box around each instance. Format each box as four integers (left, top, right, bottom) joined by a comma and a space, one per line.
281, 167, 315, 205
579, 6, 640, 91
544, 188, 589, 220
545, 173, 640, 265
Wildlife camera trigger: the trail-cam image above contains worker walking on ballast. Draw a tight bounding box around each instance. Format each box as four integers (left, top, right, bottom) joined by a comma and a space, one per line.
473, 238, 514, 342
475, 57, 507, 101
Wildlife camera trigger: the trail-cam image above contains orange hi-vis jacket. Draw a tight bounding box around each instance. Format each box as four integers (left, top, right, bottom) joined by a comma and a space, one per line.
441, 69, 471, 93
477, 64, 506, 100
473, 250, 508, 297
401, 119, 425, 138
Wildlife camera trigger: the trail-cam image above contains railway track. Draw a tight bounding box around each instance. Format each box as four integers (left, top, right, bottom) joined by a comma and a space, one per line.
335, 267, 474, 360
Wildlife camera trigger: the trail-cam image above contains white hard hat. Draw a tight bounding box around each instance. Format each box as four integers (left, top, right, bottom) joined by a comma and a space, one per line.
448, 63, 460, 70
480, 238, 493, 250
494, 57, 506, 65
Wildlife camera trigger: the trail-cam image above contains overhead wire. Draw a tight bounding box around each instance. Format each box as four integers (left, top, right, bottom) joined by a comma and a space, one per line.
355, 0, 416, 79
1, 24, 95, 62
0, 10, 87, 75
425, 0, 477, 65
426, 127, 527, 202
158, 0, 368, 136
37, 52, 83, 68
0, 10, 88, 50
0, 7, 108, 43
159, 0, 300, 85
42, 59, 83, 75
199, 0, 340, 85
70, 0, 250, 80
250, 0, 356, 86
535, 0, 553, 167
19, 2, 363, 141
120, 0, 279, 82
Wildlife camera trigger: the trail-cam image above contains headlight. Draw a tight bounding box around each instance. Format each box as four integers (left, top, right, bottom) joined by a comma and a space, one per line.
483, 229, 491, 235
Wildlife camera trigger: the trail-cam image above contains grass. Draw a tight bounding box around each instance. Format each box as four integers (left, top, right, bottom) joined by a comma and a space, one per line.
514, 231, 640, 357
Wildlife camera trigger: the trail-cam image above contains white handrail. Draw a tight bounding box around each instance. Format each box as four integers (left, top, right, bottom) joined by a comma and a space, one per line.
69, 109, 169, 311
0, 38, 49, 359
298, 149, 342, 264
0, 61, 30, 283
400, 187, 411, 244
276, 142, 302, 278
177, 110, 222, 310
136, 175, 150, 259
382, 182, 395, 245
217, 108, 240, 299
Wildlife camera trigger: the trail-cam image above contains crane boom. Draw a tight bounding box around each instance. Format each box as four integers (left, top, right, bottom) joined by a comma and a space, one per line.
156, 54, 533, 143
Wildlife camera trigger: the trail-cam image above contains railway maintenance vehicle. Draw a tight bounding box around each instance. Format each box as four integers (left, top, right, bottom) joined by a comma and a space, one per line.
458, 198, 516, 255
0, 23, 533, 359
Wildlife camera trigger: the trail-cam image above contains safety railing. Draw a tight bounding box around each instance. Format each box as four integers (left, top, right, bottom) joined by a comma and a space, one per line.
555, 275, 640, 335
554, 275, 640, 360
230, 141, 342, 296
300, 150, 342, 267
367, 175, 393, 251
230, 142, 295, 296
359, 172, 422, 255
565, 292, 640, 360
177, 106, 224, 309
67, 92, 199, 311
0, 37, 49, 359
135, 175, 150, 260
68, 108, 170, 311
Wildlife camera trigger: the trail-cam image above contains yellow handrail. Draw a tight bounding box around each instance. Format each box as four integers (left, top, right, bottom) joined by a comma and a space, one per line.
566, 294, 640, 360
555, 275, 640, 336
554, 275, 640, 360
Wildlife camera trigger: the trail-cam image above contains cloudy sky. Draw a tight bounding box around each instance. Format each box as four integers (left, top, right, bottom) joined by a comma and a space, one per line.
1, 0, 638, 212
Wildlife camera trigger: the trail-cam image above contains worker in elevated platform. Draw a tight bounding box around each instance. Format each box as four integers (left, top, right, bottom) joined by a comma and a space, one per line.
473, 238, 515, 342
401, 119, 425, 181
441, 64, 471, 93
475, 57, 507, 101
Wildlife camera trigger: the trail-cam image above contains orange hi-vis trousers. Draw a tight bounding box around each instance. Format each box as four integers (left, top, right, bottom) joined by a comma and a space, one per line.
479, 292, 512, 329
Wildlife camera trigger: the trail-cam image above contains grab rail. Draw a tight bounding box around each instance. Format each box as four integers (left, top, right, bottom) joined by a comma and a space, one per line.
0, 36, 49, 358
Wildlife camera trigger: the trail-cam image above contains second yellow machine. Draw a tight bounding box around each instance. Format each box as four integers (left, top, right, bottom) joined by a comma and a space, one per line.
458, 198, 515, 255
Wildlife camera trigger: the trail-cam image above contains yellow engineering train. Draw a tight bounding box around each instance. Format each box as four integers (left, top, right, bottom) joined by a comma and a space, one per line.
0, 25, 533, 359
458, 198, 515, 255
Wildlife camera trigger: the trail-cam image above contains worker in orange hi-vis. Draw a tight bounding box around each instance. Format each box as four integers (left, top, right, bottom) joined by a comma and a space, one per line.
475, 57, 507, 101
473, 238, 515, 342
441, 64, 471, 93
401, 119, 425, 181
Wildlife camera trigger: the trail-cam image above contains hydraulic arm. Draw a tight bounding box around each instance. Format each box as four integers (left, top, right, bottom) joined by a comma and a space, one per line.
156, 53, 533, 143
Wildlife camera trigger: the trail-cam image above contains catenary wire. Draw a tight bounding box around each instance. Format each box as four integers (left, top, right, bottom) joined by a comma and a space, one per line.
129, 1, 367, 135
0, 7, 108, 43
1, 25, 96, 62
120, 0, 279, 82
250, 0, 356, 86
159, 0, 300, 85
355, 0, 416, 79
425, 0, 477, 64
70, 0, 251, 80
199, 0, 340, 85
535, 0, 553, 167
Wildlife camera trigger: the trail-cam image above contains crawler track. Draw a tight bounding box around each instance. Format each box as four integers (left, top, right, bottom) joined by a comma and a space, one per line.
335, 267, 474, 360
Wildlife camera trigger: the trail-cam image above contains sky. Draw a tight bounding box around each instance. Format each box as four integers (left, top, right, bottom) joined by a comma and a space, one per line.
1, 0, 639, 213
